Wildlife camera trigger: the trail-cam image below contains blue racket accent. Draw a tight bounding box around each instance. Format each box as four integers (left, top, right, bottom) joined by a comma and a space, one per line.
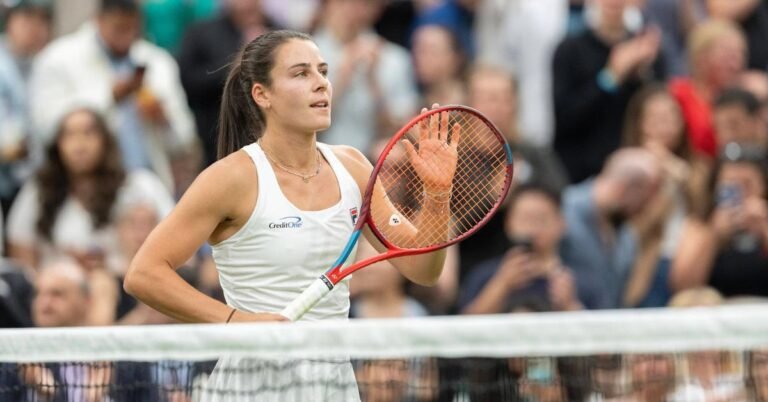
504, 143, 514, 166
325, 229, 361, 273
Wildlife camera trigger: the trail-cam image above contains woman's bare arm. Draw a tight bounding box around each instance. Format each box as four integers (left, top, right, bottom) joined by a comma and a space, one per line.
124, 152, 284, 323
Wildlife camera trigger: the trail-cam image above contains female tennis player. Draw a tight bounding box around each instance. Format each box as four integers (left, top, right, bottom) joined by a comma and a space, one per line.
123, 29, 454, 325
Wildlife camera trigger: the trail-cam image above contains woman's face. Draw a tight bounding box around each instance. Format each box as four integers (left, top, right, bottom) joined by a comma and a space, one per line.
412, 25, 462, 86
640, 93, 684, 151
506, 192, 564, 254
57, 110, 106, 175
702, 33, 746, 90
261, 39, 332, 134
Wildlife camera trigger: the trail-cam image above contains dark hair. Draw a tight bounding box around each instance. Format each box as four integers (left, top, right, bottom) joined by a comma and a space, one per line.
100, 0, 139, 14
36, 109, 126, 240
508, 182, 562, 212
217, 30, 313, 159
623, 83, 693, 161
714, 87, 761, 115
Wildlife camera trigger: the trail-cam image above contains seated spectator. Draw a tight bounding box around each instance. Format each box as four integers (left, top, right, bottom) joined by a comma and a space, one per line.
553, 0, 664, 183
705, 151, 768, 298
706, 0, 768, 71
457, 65, 569, 282
6, 108, 174, 273
411, 24, 466, 106
629, 354, 678, 402
0, 0, 52, 215
713, 87, 766, 149
413, 0, 478, 58
29, 0, 196, 191
621, 84, 712, 307
560, 148, 662, 309
669, 20, 747, 158
460, 184, 583, 314
313, 0, 418, 154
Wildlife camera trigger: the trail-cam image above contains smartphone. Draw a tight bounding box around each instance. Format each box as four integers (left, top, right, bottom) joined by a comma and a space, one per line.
717, 183, 742, 207
134, 64, 147, 80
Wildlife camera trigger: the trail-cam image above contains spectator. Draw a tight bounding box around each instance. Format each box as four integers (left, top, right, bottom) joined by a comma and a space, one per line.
553, 0, 664, 183
671, 351, 746, 401
414, 0, 479, 58
713, 87, 766, 148
629, 354, 678, 402
411, 24, 466, 106
621, 84, 712, 307
457, 65, 569, 279
706, 0, 768, 71
178, 0, 275, 166
704, 151, 768, 298
0, 0, 52, 216
29, 0, 196, 191
644, 0, 702, 77
6, 108, 174, 274
313, 0, 418, 153
560, 148, 662, 309
739, 70, 768, 129
669, 20, 747, 158
460, 184, 584, 314
475, 0, 568, 146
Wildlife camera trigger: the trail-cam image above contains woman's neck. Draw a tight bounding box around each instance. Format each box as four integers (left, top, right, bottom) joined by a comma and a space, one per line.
259, 127, 318, 171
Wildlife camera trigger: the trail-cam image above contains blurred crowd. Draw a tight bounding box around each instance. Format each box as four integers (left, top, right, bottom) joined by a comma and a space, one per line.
0, 0, 767, 332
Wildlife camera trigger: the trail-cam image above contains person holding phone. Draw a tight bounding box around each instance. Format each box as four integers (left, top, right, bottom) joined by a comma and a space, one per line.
29, 0, 196, 191
459, 184, 583, 314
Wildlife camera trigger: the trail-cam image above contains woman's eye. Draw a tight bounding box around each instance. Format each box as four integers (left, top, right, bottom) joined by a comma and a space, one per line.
296, 71, 307, 77
320, 70, 328, 77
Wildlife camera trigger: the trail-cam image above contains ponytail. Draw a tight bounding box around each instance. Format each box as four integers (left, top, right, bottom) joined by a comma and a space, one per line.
216, 60, 266, 159
216, 30, 313, 160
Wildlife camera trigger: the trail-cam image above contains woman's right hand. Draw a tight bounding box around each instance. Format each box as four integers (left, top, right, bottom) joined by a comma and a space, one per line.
228, 310, 289, 323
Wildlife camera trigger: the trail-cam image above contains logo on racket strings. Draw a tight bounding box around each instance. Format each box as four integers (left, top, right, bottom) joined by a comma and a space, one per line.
349, 207, 358, 224
268, 216, 303, 229
389, 214, 402, 226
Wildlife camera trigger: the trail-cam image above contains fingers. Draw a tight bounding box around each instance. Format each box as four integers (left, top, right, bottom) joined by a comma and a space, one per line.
401, 139, 418, 163
430, 108, 439, 141
418, 107, 429, 143
450, 122, 461, 149
439, 111, 449, 142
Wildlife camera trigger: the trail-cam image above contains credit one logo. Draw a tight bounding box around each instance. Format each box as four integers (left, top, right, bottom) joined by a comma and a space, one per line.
268, 216, 303, 229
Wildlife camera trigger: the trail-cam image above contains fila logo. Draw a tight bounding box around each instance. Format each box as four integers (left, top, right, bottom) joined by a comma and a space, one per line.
349, 207, 359, 224
268, 216, 303, 229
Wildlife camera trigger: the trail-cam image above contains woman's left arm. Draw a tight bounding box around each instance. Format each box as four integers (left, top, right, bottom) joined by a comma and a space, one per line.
333, 146, 449, 286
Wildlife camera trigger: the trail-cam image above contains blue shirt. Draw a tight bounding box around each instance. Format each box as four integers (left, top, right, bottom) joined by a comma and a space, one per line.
560, 180, 637, 309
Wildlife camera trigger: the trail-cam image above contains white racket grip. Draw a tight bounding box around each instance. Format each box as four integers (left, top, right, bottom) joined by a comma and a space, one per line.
280, 276, 334, 321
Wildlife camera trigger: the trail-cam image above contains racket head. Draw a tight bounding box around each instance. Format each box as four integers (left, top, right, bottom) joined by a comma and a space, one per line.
361, 105, 514, 253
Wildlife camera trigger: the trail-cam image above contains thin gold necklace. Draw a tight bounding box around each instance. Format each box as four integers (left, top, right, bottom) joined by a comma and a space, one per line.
260, 142, 322, 183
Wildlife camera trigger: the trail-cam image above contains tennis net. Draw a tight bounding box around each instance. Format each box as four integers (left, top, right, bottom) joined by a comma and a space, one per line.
1, 305, 767, 401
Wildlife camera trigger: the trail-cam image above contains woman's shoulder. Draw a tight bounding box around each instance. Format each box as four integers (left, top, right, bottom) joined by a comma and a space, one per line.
326, 144, 372, 184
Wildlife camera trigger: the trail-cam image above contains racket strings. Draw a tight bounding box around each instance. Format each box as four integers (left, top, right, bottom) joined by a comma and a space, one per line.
372, 110, 510, 249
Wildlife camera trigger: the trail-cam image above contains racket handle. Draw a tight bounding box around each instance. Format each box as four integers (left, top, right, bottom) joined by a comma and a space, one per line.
280, 276, 334, 321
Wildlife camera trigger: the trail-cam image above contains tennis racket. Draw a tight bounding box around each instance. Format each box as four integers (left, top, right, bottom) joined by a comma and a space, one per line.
280, 105, 514, 321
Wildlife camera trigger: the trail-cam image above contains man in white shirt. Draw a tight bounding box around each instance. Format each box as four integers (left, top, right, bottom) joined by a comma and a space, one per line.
29, 0, 196, 191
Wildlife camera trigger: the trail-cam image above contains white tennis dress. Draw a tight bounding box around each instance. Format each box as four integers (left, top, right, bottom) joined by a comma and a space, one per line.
202, 142, 362, 402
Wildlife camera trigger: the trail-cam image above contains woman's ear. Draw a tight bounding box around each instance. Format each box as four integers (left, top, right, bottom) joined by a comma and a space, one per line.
251, 83, 271, 110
